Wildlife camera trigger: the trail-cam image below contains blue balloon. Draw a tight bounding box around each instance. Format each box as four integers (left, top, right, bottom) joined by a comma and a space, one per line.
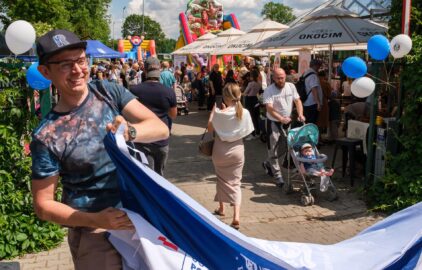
26, 62, 51, 90
367, 35, 390, 60
342, 57, 367, 79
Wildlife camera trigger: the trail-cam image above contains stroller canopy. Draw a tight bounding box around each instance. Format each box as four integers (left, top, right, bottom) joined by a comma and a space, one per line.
287, 124, 319, 148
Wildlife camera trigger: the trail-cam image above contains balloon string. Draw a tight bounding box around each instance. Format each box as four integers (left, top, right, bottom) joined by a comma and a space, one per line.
386, 59, 396, 86
366, 73, 397, 88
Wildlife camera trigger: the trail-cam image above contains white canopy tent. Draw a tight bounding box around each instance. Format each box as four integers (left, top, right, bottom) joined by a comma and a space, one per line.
194, 28, 245, 54
250, 6, 387, 79
211, 20, 289, 55
171, 33, 217, 55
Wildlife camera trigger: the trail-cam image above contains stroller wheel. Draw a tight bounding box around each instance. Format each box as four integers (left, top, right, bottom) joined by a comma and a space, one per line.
301, 194, 314, 206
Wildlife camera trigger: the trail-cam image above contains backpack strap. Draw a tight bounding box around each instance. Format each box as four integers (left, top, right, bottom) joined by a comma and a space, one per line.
88, 80, 119, 113
302, 71, 316, 101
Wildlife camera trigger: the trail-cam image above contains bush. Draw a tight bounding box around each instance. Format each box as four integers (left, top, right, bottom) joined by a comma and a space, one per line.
0, 60, 64, 259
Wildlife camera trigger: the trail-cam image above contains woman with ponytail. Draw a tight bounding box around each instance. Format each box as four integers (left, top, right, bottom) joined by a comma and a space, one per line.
207, 83, 254, 230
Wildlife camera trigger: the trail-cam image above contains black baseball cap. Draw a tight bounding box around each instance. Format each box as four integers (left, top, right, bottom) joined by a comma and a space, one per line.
36, 29, 87, 65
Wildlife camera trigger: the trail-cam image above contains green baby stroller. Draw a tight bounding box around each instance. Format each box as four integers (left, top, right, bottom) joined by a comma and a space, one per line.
286, 124, 338, 206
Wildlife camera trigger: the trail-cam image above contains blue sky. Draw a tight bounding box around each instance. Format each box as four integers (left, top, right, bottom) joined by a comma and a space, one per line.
109, 0, 326, 40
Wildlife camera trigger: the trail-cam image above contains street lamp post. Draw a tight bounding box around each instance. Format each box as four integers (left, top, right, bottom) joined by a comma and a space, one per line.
142, 0, 145, 35
112, 21, 115, 49
122, 6, 126, 20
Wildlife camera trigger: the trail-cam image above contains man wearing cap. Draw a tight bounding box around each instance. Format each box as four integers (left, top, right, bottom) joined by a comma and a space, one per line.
262, 68, 305, 187
30, 29, 169, 269
302, 59, 323, 124
129, 57, 177, 176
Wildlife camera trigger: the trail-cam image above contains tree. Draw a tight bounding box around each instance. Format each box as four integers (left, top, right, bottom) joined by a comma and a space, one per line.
0, 0, 72, 29
122, 14, 165, 41
0, 0, 111, 42
157, 38, 177, 54
63, 0, 111, 41
122, 14, 175, 53
367, 0, 422, 212
261, 2, 296, 25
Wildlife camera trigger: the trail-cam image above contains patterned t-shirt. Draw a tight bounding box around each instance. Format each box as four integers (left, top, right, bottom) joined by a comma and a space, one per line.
30, 81, 136, 212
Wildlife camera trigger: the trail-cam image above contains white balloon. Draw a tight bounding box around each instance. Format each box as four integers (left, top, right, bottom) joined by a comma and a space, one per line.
5, 20, 36, 55
390, 34, 412, 59
351, 77, 375, 98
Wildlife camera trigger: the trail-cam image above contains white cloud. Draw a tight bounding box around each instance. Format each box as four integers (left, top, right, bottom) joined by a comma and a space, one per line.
126, 0, 184, 39
238, 11, 262, 32
220, 0, 261, 9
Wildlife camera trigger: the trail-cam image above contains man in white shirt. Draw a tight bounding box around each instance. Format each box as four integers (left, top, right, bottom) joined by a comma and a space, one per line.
302, 59, 323, 124
262, 69, 305, 187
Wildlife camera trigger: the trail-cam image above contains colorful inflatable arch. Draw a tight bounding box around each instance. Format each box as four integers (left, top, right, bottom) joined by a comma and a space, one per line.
118, 35, 156, 61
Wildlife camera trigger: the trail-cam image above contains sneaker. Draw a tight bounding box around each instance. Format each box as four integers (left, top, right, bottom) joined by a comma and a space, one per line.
262, 161, 273, 177
275, 177, 284, 188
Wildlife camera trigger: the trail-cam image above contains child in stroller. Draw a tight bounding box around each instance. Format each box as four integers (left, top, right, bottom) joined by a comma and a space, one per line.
299, 143, 334, 192
175, 84, 189, 115
287, 124, 337, 206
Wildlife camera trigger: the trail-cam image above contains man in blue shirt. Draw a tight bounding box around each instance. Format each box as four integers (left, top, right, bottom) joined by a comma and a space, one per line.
160, 61, 176, 89
31, 29, 169, 269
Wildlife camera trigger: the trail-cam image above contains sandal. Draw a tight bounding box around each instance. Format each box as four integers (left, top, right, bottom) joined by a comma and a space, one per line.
213, 209, 225, 216
230, 221, 240, 230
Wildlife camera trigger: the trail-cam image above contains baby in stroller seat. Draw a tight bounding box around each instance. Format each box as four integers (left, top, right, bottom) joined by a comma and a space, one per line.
299, 143, 334, 192
299, 143, 334, 177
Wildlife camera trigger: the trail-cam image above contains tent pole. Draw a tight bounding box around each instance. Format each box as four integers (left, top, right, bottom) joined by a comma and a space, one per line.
328, 44, 333, 85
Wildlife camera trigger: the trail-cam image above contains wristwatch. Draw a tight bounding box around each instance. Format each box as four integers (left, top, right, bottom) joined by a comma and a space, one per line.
127, 124, 137, 141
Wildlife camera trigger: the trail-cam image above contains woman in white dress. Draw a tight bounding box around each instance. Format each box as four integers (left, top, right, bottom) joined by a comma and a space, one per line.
207, 83, 254, 230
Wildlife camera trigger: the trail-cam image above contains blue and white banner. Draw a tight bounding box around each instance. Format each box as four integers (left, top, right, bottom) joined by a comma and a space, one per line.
104, 132, 422, 270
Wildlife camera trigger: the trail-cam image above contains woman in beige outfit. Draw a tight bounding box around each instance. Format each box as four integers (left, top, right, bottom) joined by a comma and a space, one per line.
207, 83, 254, 229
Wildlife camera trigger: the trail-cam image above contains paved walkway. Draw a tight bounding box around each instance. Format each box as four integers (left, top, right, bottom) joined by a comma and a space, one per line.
6, 109, 384, 269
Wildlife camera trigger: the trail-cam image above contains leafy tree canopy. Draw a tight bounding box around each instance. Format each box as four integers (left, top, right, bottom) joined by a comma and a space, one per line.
0, 0, 111, 41
122, 14, 165, 41
261, 2, 296, 25
157, 38, 177, 54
